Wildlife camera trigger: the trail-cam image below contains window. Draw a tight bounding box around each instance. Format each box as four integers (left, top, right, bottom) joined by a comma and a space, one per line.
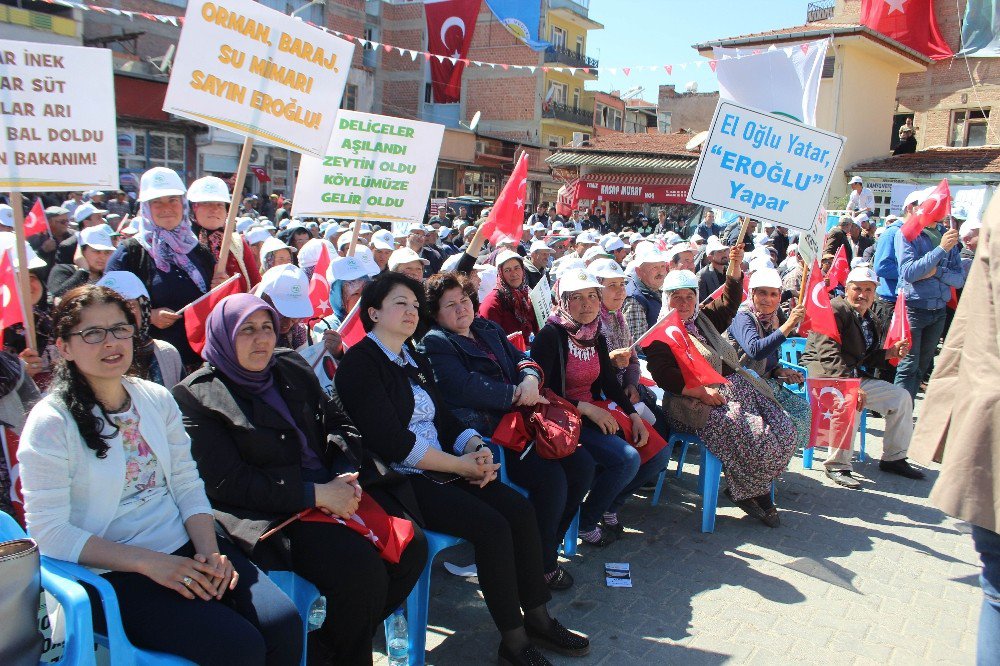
551, 26, 566, 49
341, 84, 358, 111
363, 25, 378, 68
950, 109, 990, 147
658, 111, 672, 134
822, 55, 835, 79
890, 113, 914, 150
463, 171, 499, 198
547, 135, 564, 149
576, 36, 584, 56
118, 129, 184, 175
432, 168, 455, 198
572, 89, 580, 111
548, 82, 566, 105
258, 0, 323, 24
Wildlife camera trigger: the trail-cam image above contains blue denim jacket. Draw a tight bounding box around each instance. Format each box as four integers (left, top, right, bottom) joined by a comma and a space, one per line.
873, 220, 902, 301
894, 228, 966, 310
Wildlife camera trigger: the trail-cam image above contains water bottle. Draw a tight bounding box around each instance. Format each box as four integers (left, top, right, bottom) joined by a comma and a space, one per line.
387, 608, 408, 666
307, 595, 327, 633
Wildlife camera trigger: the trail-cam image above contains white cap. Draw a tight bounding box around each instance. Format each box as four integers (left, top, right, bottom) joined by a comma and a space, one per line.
139, 166, 187, 203
662, 269, 698, 293
557, 268, 603, 295
235, 217, 255, 233
336, 234, 356, 250
371, 229, 395, 251
631, 241, 666, 267
690, 233, 704, 243
849, 176, 863, 185
495, 249, 523, 269
588, 258, 626, 280
531, 221, 547, 231
0, 204, 12, 227
748, 268, 782, 290
903, 189, 925, 208
582, 245, 611, 263
554, 257, 587, 281
552, 221, 566, 231
73, 202, 108, 224
297, 238, 334, 269
187, 176, 231, 204
0, 233, 46, 269
351, 246, 382, 277
79, 223, 117, 251
664, 242, 694, 262
254, 264, 313, 318
329, 254, 374, 282
600, 234, 626, 253
528, 240, 555, 254
854, 212, 870, 224
259, 236, 296, 264
245, 227, 272, 246
388, 247, 428, 271
97, 271, 149, 300
705, 236, 729, 254
846, 266, 878, 285
748, 256, 775, 273
960, 219, 982, 240
576, 230, 600, 245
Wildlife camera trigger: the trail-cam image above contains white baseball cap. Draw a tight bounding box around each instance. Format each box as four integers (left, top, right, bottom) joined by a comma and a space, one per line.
260, 236, 296, 265
388, 247, 429, 271
235, 217, 255, 234
245, 227, 272, 246
576, 230, 600, 245
187, 176, 231, 204
351, 246, 382, 276
297, 238, 335, 270
960, 219, 982, 240
588, 258, 626, 280
631, 242, 666, 267
495, 249, 523, 270
528, 240, 555, 255
254, 264, 313, 319
371, 229, 395, 251
664, 242, 695, 262
846, 266, 878, 285
662, 269, 699, 292
557, 268, 604, 295
554, 257, 587, 281
748, 255, 775, 273
705, 236, 729, 254
748, 267, 782, 290
582, 245, 611, 264
531, 222, 547, 232
849, 176, 864, 185
0, 204, 12, 227
73, 202, 108, 224
79, 223, 117, 251
600, 234, 626, 253
0, 233, 46, 269
97, 271, 149, 300
329, 254, 374, 282
139, 166, 187, 202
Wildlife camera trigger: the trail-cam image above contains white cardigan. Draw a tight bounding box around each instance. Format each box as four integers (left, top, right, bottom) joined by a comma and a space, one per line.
18, 376, 213, 563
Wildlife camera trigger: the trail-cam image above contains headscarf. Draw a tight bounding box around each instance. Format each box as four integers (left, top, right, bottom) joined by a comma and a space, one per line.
546, 287, 602, 351
743, 294, 780, 335
495, 257, 536, 333
135, 199, 207, 293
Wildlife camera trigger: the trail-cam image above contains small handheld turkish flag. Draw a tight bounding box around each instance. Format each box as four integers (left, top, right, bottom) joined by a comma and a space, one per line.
807, 377, 861, 451
799, 259, 841, 343
183, 275, 244, 355
337, 301, 366, 348
0, 250, 24, 330
827, 244, 849, 290
900, 179, 950, 242
638, 309, 728, 389
479, 152, 529, 246
309, 244, 333, 320
882, 290, 911, 367
23, 198, 49, 237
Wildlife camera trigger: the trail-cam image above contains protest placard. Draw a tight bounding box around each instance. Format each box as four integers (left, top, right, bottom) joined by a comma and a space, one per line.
797, 209, 827, 267
297, 343, 337, 397
688, 100, 845, 232
0, 40, 118, 191
530, 277, 552, 330
163, 0, 353, 157
293, 110, 445, 224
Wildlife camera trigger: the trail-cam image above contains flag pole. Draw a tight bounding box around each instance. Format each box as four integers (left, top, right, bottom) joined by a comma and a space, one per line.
797, 262, 811, 305
10, 192, 36, 351
174, 274, 240, 316
216, 136, 255, 275
346, 219, 362, 257
727, 217, 751, 279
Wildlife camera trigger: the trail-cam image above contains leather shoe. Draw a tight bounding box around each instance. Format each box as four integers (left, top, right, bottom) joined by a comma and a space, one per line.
825, 469, 862, 489
879, 458, 926, 480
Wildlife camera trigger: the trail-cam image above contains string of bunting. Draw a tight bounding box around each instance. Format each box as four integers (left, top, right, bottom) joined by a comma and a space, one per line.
39, 0, 822, 76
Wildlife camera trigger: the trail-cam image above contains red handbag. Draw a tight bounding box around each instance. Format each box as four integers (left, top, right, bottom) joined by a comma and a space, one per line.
298, 494, 416, 564
492, 389, 582, 459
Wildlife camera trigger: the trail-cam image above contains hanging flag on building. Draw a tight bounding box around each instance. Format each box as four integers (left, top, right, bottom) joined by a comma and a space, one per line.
425, 0, 482, 103
712, 38, 829, 126
483, 0, 548, 51
807, 377, 861, 451
960, 0, 1000, 57
860, 0, 954, 60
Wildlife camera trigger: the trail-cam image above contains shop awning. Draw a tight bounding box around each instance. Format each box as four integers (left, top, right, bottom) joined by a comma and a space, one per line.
559, 174, 691, 211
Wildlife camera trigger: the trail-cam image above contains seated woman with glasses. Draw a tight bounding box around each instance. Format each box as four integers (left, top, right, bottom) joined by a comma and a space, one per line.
335, 272, 590, 666
18, 285, 301, 665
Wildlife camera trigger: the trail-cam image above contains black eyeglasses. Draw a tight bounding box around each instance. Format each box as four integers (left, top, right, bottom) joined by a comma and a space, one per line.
70, 324, 136, 344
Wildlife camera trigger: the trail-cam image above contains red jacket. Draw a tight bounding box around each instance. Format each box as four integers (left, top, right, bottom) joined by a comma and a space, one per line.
478, 289, 539, 340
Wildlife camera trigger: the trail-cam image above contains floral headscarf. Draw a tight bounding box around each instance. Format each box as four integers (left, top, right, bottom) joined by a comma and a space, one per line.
546, 287, 601, 351
496, 257, 537, 334
135, 199, 207, 293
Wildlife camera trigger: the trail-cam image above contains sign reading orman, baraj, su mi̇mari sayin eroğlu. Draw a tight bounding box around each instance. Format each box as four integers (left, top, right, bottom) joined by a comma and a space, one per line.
292, 110, 445, 224
0, 40, 119, 191
687, 100, 845, 232
163, 0, 354, 156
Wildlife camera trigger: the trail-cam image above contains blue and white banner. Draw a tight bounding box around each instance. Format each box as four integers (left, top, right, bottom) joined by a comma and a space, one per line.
484, 0, 548, 51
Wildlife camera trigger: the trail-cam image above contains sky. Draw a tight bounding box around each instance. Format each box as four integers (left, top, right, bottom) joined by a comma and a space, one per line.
585, 0, 810, 99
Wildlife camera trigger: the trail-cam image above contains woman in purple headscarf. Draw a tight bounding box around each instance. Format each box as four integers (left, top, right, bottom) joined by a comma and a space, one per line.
106, 167, 220, 370
173, 293, 427, 665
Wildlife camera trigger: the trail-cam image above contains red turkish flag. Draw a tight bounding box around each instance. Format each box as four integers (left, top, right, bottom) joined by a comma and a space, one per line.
309, 244, 333, 319
338, 301, 366, 348
706, 273, 750, 302
424, 0, 481, 103
947, 286, 959, 310
860, 0, 953, 60
807, 377, 861, 451
250, 166, 271, 183
480, 152, 529, 246
900, 179, 951, 242
23, 198, 48, 237
799, 259, 842, 343
827, 244, 849, 290
0, 250, 24, 330
638, 309, 729, 389
882, 290, 912, 367
183, 275, 244, 356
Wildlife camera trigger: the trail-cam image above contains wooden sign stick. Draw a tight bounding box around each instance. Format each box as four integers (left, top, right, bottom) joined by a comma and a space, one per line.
345, 219, 362, 257
727, 217, 751, 279
216, 136, 254, 274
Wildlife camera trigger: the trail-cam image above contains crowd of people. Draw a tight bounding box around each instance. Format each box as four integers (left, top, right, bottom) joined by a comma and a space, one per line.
0, 168, 980, 665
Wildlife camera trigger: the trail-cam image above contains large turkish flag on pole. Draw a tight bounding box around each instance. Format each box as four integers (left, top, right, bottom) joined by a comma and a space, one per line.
807, 377, 861, 451
799, 259, 842, 343
860, 0, 954, 60
425, 0, 482, 103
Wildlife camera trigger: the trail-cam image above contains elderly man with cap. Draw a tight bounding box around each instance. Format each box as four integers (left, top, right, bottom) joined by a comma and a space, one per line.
370, 228, 396, 272
800, 266, 923, 488
600, 233, 629, 267
697, 236, 730, 300
27, 205, 72, 279
421, 225, 446, 275
846, 176, 876, 218
621, 242, 668, 341
105, 190, 132, 218
188, 176, 261, 291
47, 223, 118, 297
824, 215, 857, 263
665, 241, 696, 273
524, 239, 554, 289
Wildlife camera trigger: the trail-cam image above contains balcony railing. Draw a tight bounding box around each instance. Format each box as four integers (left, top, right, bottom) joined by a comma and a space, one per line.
807, 0, 834, 22
543, 101, 593, 127
544, 45, 599, 70
0, 5, 75, 37
549, 0, 591, 13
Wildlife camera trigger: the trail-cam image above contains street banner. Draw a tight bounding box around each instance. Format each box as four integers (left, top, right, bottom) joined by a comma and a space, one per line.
293, 110, 445, 224
529, 275, 552, 330
687, 100, 845, 232
713, 38, 829, 126
163, 0, 354, 156
807, 377, 861, 451
0, 40, 118, 191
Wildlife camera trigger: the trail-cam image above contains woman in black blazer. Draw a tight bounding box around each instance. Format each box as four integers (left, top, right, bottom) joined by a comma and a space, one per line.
334, 272, 590, 666
173, 293, 427, 666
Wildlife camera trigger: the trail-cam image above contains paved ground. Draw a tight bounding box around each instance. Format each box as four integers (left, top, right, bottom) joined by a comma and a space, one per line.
374, 403, 982, 665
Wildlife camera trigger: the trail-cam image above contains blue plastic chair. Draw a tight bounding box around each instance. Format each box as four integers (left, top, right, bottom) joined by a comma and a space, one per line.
0, 511, 96, 666
698, 448, 776, 533
266, 570, 324, 665
779, 337, 807, 367
802, 408, 868, 468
